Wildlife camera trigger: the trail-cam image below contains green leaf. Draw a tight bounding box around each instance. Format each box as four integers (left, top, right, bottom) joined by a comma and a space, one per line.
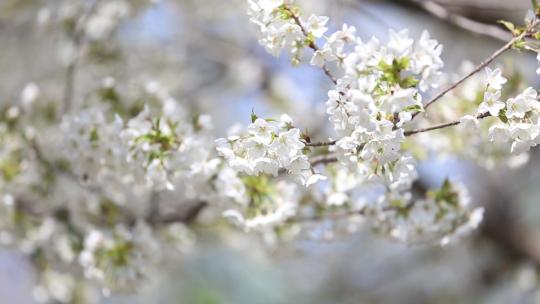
89, 127, 99, 143
498, 20, 515, 31
251, 108, 258, 123
378, 57, 413, 87
403, 104, 424, 112
532, 0, 538, 10
512, 39, 526, 50
497, 20, 520, 35
498, 108, 509, 123
390, 199, 410, 218
400, 76, 420, 89
432, 179, 459, 208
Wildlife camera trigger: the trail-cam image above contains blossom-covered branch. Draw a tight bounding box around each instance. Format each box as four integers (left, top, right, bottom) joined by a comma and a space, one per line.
414, 16, 540, 118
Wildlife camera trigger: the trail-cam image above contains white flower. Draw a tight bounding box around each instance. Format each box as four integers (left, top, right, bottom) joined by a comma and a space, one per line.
305, 15, 329, 38
311, 47, 336, 67
459, 115, 479, 129
270, 128, 305, 162
387, 155, 417, 191
217, 114, 323, 186
478, 90, 505, 116
383, 88, 419, 113
510, 123, 540, 154
330, 24, 356, 43
244, 138, 268, 159
488, 124, 511, 143
327, 192, 349, 206
361, 139, 402, 164
506, 87, 537, 119
485, 67, 507, 90
253, 157, 280, 176
255, 0, 284, 12
387, 29, 413, 56
411, 30, 443, 91
248, 118, 276, 145
305, 173, 327, 186
223, 180, 298, 231
288, 155, 310, 173
20, 83, 40, 106
85, 1, 130, 40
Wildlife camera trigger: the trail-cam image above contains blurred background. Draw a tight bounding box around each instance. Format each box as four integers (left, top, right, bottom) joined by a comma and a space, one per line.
1, 0, 540, 303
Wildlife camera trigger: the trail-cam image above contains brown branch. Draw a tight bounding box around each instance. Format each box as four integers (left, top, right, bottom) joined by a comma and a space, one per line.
404, 112, 490, 136
304, 140, 337, 147
289, 209, 365, 223
310, 154, 338, 166
61, 0, 100, 115
289, 199, 416, 223
146, 202, 208, 226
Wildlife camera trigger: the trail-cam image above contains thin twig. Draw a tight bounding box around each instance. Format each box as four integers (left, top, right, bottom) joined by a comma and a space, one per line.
289, 208, 365, 223
146, 202, 208, 226
61, 0, 100, 116
310, 154, 339, 166
413, 18, 540, 119
289, 200, 415, 223
405, 112, 491, 136
304, 140, 337, 147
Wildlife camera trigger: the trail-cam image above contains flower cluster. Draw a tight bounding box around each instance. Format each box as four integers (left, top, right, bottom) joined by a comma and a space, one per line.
310, 24, 356, 67
78, 228, 146, 292
216, 114, 325, 186
476, 68, 540, 154
488, 87, 540, 154
245, 0, 486, 247
62, 89, 220, 198
478, 67, 507, 116
320, 30, 443, 175
371, 180, 484, 245
247, 0, 329, 62
223, 176, 300, 231
60, 106, 126, 184
120, 107, 201, 191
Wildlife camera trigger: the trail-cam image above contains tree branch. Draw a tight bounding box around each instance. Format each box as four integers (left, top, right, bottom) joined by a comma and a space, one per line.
61, 0, 100, 116
304, 140, 337, 147
310, 154, 338, 166
146, 202, 208, 226
404, 112, 490, 136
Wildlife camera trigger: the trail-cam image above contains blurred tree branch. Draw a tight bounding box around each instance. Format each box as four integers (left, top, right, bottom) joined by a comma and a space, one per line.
481, 178, 540, 268
398, 0, 513, 42
62, 1, 100, 115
